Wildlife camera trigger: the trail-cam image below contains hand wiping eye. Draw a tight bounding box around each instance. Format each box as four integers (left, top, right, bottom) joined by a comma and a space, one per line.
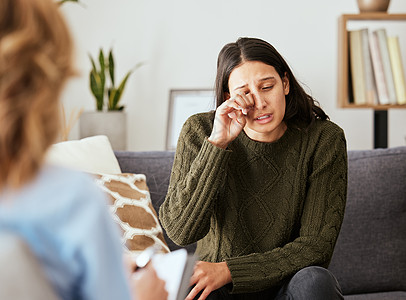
239, 107, 249, 115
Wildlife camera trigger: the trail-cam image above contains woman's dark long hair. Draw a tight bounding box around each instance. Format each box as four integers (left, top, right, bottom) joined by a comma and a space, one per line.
215, 37, 328, 128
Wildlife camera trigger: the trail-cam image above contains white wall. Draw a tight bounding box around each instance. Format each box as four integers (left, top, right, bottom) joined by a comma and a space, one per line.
60, 0, 406, 151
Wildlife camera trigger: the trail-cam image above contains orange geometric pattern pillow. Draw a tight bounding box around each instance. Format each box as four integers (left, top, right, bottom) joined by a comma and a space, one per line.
93, 173, 169, 254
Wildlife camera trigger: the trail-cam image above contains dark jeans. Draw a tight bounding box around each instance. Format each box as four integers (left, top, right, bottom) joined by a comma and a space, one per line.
197, 266, 343, 300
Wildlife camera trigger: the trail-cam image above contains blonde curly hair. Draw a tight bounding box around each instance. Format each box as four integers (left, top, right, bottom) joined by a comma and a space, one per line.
0, 0, 73, 189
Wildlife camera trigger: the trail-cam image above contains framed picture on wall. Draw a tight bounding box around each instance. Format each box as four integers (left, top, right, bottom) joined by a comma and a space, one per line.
166, 89, 216, 150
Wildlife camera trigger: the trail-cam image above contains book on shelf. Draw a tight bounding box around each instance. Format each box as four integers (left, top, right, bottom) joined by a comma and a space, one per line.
387, 36, 406, 105
348, 29, 379, 105
373, 28, 398, 105
360, 28, 378, 105
349, 29, 367, 105
369, 29, 390, 104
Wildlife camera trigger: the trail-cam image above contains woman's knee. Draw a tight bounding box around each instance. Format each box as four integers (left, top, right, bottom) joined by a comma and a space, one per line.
295, 266, 338, 286
277, 266, 343, 300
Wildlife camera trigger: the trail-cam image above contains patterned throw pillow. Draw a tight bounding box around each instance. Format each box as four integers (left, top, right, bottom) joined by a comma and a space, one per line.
93, 173, 169, 254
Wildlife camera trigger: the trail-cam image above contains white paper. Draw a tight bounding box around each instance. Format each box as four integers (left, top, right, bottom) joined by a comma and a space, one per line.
152, 249, 189, 300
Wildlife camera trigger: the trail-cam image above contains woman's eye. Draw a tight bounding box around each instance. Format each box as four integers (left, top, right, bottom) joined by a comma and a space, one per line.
262, 86, 273, 90
238, 91, 249, 95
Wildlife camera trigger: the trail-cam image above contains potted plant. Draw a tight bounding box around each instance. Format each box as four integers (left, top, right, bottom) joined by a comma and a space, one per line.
80, 48, 141, 150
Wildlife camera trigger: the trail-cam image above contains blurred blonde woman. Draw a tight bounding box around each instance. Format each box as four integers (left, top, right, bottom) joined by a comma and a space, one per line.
0, 0, 167, 299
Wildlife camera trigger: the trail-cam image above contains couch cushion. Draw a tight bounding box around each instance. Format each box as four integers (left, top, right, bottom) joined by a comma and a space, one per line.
115, 151, 197, 253
46, 135, 121, 174
94, 173, 169, 255
115, 151, 175, 212
329, 146, 406, 295
344, 291, 406, 300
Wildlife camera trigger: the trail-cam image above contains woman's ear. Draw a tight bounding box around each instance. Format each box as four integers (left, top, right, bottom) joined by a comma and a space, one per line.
283, 72, 290, 95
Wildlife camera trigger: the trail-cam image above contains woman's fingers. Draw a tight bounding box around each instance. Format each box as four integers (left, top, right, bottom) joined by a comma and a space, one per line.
186, 283, 213, 300
223, 93, 253, 116
123, 252, 136, 278
131, 265, 168, 300
234, 92, 254, 113
227, 108, 244, 120
186, 285, 212, 300
189, 271, 199, 286
186, 284, 203, 300
186, 261, 231, 300
227, 111, 237, 119
197, 288, 212, 300
242, 92, 255, 108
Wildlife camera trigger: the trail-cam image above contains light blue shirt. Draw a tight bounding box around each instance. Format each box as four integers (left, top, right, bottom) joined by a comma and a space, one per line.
0, 165, 132, 300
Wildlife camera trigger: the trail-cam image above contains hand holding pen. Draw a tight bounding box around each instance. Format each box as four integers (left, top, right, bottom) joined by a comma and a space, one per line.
124, 245, 168, 300
133, 245, 160, 271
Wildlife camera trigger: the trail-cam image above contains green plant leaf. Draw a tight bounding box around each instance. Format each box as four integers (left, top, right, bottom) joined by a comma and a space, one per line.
118, 71, 133, 92
108, 70, 133, 110
133, 61, 145, 71
108, 88, 118, 110
107, 88, 112, 100
108, 49, 115, 87
98, 50, 106, 99
90, 71, 104, 110
98, 49, 105, 73
88, 50, 107, 110
89, 47, 144, 111
99, 69, 105, 97
89, 54, 97, 72
107, 87, 116, 110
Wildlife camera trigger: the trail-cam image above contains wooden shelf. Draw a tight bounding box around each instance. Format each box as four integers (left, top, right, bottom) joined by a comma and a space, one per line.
340, 104, 406, 109
337, 13, 406, 109
340, 13, 406, 21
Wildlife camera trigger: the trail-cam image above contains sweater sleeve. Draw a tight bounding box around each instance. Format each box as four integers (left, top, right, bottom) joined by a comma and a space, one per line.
159, 114, 232, 246
225, 126, 348, 293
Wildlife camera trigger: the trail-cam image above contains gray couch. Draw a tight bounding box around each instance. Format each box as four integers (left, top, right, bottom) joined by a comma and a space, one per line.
115, 146, 406, 299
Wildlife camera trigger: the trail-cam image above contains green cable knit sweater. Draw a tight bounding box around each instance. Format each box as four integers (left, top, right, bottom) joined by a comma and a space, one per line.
159, 111, 348, 294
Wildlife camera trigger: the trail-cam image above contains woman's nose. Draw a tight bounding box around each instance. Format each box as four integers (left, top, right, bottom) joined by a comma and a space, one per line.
253, 93, 267, 110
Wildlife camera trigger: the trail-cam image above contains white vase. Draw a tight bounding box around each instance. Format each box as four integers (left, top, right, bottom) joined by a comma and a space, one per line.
80, 111, 127, 151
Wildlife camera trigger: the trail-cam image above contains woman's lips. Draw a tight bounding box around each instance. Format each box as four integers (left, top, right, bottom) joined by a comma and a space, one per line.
254, 114, 273, 124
